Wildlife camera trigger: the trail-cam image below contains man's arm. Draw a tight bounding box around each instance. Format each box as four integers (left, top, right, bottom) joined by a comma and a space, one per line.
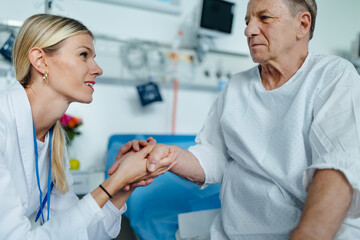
290, 169, 353, 240
144, 143, 205, 183
166, 145, 205, 184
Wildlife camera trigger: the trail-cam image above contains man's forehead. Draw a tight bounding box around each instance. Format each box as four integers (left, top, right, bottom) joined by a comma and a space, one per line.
247, 0, 287, 6
246, 0, 288, 16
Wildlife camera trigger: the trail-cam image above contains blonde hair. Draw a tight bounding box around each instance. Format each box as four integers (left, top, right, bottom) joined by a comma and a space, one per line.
13, 14, 93, 194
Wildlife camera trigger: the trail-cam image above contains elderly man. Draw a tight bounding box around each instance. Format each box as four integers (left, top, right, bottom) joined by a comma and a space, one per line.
111, 0, 360, 238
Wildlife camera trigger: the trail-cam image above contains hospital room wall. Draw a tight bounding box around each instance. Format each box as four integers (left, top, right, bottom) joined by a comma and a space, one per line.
1, 0, 360, 171
309, 0, 360, 57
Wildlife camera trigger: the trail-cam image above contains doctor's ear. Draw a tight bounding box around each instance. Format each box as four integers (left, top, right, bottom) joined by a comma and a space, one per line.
296, 11, 311, 40
28, 47, 48, 75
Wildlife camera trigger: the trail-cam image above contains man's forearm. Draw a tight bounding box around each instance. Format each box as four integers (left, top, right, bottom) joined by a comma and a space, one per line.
170, 146, 206, 184
290, 169, 353, 240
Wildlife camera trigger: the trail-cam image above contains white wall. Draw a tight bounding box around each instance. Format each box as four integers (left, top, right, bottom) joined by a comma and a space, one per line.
309, 0, 360, 57
54, 0, 250, 55
1, 0, 360, 171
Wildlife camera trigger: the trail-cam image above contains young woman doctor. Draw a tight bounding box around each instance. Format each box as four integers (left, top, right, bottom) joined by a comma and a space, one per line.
0, 14, 174, 239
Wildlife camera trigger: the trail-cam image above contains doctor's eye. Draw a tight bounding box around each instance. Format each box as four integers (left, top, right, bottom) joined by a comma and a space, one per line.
260, 15, 270, 21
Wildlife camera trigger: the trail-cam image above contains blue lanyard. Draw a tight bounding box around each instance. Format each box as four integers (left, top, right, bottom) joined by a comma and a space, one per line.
32, 123, 54, 224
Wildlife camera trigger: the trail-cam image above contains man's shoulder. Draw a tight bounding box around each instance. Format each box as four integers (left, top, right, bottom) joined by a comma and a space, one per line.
227, 66, 259, 89
308, 52, 355, 72
232, 66, 258, 79
307, 53, 360, 90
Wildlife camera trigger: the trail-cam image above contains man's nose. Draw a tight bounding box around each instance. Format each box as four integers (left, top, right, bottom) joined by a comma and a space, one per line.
244, 19, 260, 38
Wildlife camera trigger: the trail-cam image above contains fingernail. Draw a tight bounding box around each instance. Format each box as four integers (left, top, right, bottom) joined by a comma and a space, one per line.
149, 164, 156, 171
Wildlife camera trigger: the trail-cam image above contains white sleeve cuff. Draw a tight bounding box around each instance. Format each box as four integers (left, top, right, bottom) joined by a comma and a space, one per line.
100, 201, 127, 238
189, 144, 227, 189
104, 200, 127, 216
78, 193, 105, 227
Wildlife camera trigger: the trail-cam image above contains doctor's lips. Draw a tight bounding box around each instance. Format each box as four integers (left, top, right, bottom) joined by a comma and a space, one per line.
84, 81, 95, 90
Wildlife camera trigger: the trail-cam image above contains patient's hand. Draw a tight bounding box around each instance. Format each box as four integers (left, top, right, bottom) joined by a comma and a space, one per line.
108, 138, 149, 175
146, 143, 176, 173
108, 138, 176, 190
111, 139, 176, 188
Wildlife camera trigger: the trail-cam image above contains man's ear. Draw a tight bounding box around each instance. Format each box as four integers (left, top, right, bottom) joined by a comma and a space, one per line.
296, 11, 311, 40
28, 47, 48, 75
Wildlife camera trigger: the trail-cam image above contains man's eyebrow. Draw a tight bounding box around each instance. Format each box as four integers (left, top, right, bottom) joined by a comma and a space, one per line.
245, 9, 270, 21
258, 10, 269, 15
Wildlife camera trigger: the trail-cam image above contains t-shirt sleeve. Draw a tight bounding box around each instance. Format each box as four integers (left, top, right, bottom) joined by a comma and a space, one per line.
189, 87, 230, 187
304, 60, 360, 218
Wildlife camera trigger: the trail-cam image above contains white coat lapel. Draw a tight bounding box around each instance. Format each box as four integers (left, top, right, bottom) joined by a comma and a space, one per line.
9, 82, 34, 196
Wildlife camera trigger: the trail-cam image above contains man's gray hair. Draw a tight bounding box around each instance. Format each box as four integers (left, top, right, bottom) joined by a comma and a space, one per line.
284, 0, 317, 40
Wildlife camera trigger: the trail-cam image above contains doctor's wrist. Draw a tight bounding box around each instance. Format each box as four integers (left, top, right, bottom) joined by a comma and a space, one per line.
91, 176, 126, 208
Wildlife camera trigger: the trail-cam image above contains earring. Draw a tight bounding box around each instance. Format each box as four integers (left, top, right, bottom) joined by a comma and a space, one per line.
43, 72, 48, 83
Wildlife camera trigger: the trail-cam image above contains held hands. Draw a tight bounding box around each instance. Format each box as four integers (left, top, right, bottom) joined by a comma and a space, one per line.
110, 139, 157, 188
92, 140, 158, 209
108, 138, 177, 190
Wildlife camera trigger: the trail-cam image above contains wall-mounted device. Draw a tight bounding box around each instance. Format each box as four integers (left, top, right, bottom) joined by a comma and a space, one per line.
177, 0, 236, 62
198, 0, 235, 37
194, 0, 236, 62
0, 25, 16, 63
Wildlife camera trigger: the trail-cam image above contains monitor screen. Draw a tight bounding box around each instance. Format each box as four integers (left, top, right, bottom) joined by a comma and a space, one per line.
200, 0, 235, 34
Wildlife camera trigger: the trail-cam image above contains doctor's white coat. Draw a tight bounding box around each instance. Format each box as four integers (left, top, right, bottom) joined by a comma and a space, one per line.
0, 81, 125, 240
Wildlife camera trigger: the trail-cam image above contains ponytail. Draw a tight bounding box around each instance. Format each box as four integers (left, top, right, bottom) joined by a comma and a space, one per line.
51, 121, 68, 194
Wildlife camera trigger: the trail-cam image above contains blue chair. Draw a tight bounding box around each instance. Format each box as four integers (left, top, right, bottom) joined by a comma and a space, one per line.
105, 134, 221, 240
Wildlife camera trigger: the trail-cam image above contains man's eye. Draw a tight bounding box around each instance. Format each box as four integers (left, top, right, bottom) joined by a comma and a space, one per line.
260, 16, 270, 20
80, 52, 88, 58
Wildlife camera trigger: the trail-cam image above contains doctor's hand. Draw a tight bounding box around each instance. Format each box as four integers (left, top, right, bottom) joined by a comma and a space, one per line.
111, 139, 156, 185
108, 138, 150, 175
108, 138, 150, 190
93, 139, 175, 209
108, 138, 177, 190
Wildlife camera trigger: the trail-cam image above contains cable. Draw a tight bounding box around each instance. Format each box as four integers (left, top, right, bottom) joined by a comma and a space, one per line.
171, 79, 178, 134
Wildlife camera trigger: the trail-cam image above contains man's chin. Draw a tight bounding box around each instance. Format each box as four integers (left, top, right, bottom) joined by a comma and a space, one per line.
250, 56, 262, 64
250, 53, 268, 65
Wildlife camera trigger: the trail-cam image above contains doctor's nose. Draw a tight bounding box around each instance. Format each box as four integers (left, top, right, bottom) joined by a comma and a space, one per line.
92, 61, 103, 77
